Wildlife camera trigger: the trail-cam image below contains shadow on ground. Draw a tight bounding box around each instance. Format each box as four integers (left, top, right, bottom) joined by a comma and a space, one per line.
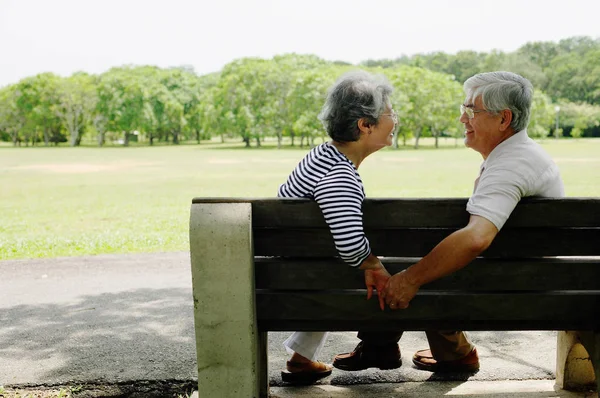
0, 287, 197, 389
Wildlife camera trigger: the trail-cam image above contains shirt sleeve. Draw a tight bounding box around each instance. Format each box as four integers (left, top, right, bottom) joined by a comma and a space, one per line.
466, 166, 525, 231
313, 162, 371, 267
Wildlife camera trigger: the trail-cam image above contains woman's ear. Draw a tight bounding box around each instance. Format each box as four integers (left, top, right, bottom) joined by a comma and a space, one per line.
357, 118, 371, 135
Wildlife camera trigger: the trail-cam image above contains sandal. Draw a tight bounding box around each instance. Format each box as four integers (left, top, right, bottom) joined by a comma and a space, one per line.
413, 348, 480, 372
281, 360, 333, 384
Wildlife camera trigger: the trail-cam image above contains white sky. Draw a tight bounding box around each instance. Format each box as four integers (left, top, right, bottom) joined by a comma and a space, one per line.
1, 0, 599, 87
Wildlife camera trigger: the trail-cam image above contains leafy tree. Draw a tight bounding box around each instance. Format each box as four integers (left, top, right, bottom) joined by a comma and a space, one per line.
286, 65, 340, 147
55, 73, 97, 146
386, 66, 462, 148
0, 85, 27, 146
529, 91, 555, 138
556, 101, 600, 137
518, 41, 560, 70
96, 67, 144, 146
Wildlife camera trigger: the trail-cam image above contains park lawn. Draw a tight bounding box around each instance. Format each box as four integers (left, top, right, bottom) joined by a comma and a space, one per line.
1, 138, 599, 260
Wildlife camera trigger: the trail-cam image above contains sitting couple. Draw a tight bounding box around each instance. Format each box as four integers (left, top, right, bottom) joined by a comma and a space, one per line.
277, 69, 564, 384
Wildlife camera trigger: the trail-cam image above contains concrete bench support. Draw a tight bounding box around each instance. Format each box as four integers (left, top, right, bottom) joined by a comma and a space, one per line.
190, 202, 267, 398
556, 330, 599, 391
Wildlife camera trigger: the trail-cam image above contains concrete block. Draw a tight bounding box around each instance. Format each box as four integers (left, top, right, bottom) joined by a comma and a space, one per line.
190, 202, 262, 397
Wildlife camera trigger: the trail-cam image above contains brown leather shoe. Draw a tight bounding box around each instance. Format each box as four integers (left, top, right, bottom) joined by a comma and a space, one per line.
412, 347, 480, 372
281, 360, 333, 384
333, 342, 402, 371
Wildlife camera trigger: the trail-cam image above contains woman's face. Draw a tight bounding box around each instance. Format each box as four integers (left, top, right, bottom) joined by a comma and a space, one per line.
368, 103, 397, 150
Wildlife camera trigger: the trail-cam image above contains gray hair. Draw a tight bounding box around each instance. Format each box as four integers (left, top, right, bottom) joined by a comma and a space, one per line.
463, 71, 533, 132
318, 70, 393, 142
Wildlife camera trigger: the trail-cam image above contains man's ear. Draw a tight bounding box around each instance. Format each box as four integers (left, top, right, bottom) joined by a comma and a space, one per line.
357, 118, 371, 135
499, 109, 513, 131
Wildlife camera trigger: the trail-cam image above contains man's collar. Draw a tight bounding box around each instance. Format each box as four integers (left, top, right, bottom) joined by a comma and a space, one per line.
487, 129, 528, 160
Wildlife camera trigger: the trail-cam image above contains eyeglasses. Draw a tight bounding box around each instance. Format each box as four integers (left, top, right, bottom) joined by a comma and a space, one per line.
381, 110, 398, 124
460, 104, 488, 119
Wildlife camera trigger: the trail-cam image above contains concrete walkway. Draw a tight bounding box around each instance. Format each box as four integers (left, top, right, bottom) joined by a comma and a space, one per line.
0, 252, 597, 397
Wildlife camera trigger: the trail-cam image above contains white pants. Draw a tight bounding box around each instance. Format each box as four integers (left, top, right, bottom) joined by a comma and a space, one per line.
283, 331, 329, 361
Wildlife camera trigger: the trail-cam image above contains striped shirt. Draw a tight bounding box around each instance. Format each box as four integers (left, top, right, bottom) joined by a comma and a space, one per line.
278, 142, 371, 267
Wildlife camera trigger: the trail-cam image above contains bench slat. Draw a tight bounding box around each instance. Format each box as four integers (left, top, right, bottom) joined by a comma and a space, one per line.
256, 290, 600, 331
255, 257, 600, 291
247, 198, 600, 228
254, 228, 600, 257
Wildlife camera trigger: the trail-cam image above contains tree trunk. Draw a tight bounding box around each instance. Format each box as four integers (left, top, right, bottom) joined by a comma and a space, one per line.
196, 130, 201, 144
243, 135, 250, 148
256, 136, 261, 147
173, 131, 180, 144
43, 126, 50, 146
434, 131, 439, 148
149, 133, 154, 146
69, 128, 78, 147
124, 131, 129, 147
93, 116, 106, 147
393, 131, 399, 149
277, 131, 282, 149
97, 131, 105, 147
414, 128, 421, 149
290, 132, 295, 147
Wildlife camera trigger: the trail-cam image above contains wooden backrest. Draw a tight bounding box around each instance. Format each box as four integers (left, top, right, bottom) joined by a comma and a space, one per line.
191, 197, 600, 331
250, 198, 600, 258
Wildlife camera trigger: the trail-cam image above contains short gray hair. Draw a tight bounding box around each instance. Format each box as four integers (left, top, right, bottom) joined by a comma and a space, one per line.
319, 70, 393, 142
464, 71, 533, 132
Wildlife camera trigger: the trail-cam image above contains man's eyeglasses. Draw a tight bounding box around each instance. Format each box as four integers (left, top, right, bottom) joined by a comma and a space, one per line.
460, 104, 488, 119
381, 110, 398, 124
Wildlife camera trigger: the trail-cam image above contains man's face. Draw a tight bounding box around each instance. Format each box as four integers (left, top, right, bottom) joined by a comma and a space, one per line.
459, 95, 506, 158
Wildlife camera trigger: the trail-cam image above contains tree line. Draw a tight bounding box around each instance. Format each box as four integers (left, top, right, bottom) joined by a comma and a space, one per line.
1, 36, 599, 148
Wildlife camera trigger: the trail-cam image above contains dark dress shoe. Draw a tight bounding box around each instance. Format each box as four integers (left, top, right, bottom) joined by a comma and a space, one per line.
412, 347, 480, 372
333, 342, 402, 371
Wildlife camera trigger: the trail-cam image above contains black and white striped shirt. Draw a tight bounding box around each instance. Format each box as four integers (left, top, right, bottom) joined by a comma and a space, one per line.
278, 142, 371, 267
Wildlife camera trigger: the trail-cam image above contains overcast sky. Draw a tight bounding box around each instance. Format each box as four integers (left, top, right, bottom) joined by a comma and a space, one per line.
1, 0, 599, 87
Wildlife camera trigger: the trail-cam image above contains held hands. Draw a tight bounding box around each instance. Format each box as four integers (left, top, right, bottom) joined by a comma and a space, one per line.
364, 266, 391, 310
381, 270, 420, 310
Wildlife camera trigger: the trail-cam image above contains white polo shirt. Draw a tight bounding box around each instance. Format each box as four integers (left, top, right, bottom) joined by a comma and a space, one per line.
466, 129, 565, 231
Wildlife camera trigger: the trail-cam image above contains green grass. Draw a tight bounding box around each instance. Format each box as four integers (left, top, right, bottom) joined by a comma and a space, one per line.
1, 138, 599, 260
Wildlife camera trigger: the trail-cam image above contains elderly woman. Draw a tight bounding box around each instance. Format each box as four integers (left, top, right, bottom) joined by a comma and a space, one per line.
278, 70, 399, 384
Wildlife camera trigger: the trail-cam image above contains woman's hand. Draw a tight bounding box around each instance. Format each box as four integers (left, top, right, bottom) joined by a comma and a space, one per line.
364, 266, 391, 311
359, 254, 390, 310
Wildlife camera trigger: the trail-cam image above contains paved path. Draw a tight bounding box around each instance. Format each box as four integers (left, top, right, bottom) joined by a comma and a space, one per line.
0, 252, 595, 396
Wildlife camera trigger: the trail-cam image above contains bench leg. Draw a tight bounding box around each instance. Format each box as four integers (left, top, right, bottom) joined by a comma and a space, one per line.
555, 330, 597, 392
190, 202, 261, 398
259, 331, 269, 398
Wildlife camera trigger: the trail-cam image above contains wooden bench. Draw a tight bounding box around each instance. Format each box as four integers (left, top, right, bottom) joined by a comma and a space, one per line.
189, 197, 600, 398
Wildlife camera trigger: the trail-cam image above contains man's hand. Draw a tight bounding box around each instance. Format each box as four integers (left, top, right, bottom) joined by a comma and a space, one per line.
364, 266, 391, 310
382, 270, 420, 310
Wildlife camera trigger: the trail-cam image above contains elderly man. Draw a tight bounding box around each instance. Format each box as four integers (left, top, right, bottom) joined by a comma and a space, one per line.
333, 71, 564, 373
